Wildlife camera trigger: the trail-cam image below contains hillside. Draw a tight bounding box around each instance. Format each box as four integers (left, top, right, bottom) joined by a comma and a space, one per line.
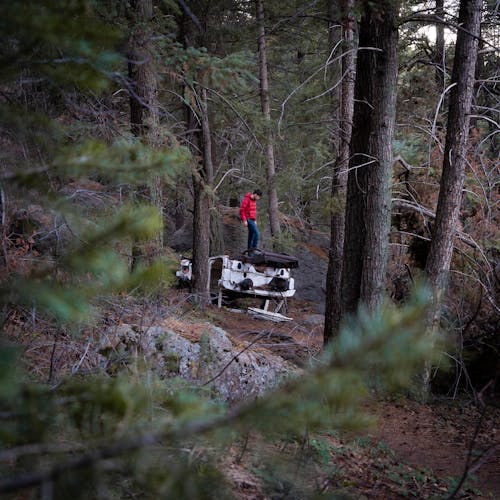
5, 287, 499, 498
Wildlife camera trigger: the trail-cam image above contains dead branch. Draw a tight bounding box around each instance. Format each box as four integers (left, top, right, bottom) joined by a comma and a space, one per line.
400, 14, 499, 52
391, 198, 489, 255
428, 82, 457, 168
278, 47, 378, 136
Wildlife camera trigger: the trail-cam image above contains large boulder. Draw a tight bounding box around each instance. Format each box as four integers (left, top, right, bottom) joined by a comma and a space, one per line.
99, 320, 299, 403
168, 221, 193, 253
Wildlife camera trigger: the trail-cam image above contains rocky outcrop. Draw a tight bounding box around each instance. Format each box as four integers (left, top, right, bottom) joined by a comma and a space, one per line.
99, 321, 299, 403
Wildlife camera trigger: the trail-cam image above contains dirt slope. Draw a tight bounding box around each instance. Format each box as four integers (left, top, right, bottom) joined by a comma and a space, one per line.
211, 298, 500, 498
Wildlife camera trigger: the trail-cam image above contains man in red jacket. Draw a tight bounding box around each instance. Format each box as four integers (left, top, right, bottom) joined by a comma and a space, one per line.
239, 189, 262, 255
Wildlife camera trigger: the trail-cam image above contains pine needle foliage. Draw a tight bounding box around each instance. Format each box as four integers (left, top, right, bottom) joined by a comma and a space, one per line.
0, 0, 122, 90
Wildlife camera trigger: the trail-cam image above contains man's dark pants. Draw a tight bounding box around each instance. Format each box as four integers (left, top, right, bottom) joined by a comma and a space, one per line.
247, 219, 259, 251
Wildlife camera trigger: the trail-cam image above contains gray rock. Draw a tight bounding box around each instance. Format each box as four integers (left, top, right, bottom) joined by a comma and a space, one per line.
293, 230, 329, 311
101, 322, 299, 403
169, 222, 193, 252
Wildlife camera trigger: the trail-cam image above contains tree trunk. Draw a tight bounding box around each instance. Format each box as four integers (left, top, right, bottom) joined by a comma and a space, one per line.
434, 0, 446, 91
341, 0, 399, 315
129, 0, 160, 144
128, 0, 162, 269
470, 22, 483, 130
425, 0, 482, 331
192, 87, 214, 304
256, 0, 280, 242
182, 12, 212, 306
324, 0, 356, 344
0, 187, 7, 268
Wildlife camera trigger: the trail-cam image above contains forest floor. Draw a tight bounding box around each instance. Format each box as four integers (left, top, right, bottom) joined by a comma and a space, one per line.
8, 292, 499, 498
206, 297, 500, 499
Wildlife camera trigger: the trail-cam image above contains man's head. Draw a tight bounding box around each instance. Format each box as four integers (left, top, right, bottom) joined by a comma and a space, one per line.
252, 189, 262, 200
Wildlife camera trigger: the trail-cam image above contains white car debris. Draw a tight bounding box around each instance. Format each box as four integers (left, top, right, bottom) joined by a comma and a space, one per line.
176, 250, 299, 321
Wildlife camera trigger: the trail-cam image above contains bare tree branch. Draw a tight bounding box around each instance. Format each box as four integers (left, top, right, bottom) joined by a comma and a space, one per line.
177, 0, 204, 32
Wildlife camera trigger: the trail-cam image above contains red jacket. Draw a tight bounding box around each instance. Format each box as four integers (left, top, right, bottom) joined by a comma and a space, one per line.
239, 192, 257, 222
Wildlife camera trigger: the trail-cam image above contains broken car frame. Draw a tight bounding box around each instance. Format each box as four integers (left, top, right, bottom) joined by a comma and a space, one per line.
176, 250, 299, 321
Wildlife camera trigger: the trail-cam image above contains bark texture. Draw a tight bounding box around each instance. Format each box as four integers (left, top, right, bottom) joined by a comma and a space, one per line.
324, 0, 356, 343
341, 0, 399, 314
425, 0, 482, 322
129, 0, 159, 142
434, 0, 446, 91
256, 0, 280, 241
128, 0, 163, 268
182, 11, 212, 305
192, 87, 214, 304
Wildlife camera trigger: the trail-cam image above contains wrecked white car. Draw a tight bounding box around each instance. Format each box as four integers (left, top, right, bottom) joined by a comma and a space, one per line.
176, 250, 299, 321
